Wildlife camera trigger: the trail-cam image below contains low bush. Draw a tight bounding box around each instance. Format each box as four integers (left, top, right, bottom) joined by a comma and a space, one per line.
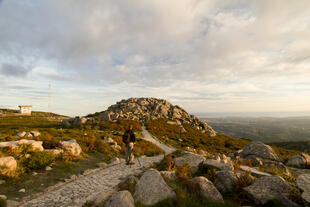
26, 151, 55, 170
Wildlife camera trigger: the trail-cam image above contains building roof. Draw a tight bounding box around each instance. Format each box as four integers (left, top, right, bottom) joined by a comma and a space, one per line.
19, 105, 32, 108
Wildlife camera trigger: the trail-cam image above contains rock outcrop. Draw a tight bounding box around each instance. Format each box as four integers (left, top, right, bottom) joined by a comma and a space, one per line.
0, 139, 44, 151
0, 156, 17, 177
203, 154, 234, 171
240, 141, 280, 162
214, 170, 239, 194
68, 97, 216, 136
174, 152, 206, 172
105, 190, 135, 207
134, 168, 175, 205
58, 139, 82, 156
287, 153, 310, 169
297, 174, 310, 206
188, 176, 224, 203
243, 175, 291, 205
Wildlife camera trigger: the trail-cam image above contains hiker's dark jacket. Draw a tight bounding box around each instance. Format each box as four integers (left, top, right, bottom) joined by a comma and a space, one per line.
123, 129, 136, 143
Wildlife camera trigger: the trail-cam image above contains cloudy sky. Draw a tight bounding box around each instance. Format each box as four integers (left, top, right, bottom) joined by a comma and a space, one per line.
0, 0, 309, 116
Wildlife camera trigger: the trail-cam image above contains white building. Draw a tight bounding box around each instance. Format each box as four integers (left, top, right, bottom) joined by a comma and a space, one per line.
19, 105, 32, 115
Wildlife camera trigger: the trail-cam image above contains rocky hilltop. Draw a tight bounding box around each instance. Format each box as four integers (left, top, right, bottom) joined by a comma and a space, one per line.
72, 98, 216, 136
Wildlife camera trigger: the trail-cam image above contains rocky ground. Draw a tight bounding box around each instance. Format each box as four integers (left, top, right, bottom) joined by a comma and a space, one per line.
12, 128, 174, 207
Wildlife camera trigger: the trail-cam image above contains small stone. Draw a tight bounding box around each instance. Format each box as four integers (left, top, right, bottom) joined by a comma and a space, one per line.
0, 180, 5, 185
0, 195, 7, 200
32, 172, 38, 176
97, 162, 108, 168
45, 166, 52, 171
19, 188, 26, 193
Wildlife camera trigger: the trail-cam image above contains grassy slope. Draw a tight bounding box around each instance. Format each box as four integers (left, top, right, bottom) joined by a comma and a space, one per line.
146, 119, 300, 161
0, 115, 163, 201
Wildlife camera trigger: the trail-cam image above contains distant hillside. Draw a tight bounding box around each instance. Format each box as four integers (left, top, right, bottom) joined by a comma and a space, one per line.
202, 116, 310, 144
271, 141, 310, 153
0, 108, 68, 118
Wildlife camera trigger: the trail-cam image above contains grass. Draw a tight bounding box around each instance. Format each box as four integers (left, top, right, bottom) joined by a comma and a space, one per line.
0, 113, 164, 202
0, 152, 109, 201
146, 119, 301, 161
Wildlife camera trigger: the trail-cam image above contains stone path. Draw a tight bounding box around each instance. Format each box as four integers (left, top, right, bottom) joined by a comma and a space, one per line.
20, 128, 172, 207
141, 126, 175, 155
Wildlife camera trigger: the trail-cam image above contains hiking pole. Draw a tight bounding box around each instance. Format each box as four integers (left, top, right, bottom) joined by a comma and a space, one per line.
132, 147, 141, 167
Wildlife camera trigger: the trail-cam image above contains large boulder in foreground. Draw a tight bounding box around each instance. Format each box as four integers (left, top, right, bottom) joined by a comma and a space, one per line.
240, 141, 280, 161
105, 190, 135, 207
287, 153, 310, 169
188, 176, 224, 203
243, 175, 291, 205
134, 169, 175, 205
58, 139, 82, 156
297, 174, 310, 206
214, 170, 238, 194
174, 152, 206, 172
0, 156, 17, 177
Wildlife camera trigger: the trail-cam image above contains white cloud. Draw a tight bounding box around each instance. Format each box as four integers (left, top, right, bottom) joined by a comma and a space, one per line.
0, 0, 309, 116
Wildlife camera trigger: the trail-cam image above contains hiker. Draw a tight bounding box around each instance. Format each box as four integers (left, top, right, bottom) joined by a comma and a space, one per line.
123, 125, 136, 165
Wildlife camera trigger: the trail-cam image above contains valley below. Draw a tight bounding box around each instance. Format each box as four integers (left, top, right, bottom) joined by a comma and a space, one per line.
203, 116, 310, 153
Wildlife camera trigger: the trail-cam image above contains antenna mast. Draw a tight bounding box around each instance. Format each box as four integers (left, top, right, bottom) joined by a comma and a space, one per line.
48, 83, 51, 114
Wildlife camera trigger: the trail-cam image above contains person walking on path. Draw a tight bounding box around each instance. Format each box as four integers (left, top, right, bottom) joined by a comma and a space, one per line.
123, 125, 136, 165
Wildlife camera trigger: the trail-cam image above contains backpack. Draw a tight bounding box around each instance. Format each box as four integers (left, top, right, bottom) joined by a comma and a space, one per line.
122, 131, 130, 144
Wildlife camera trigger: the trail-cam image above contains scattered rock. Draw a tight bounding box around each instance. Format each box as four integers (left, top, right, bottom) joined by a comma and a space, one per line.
87, 98, 217, 136
188, 176, 224, 203
240, 141, 280, 162
19, 188, 26, 193
15, 131, 26, 138
174, 152, 206, 172
58, 139, 82, 156
24, 132, 33, 138
0, 195, 7, 200
243, 175, 291, 205
167, 121, 177, 125
32, 172, 38, 176
287, 153, 310, 169
240, 165, 271, 177
30, 131, 41, 137
160, 171, 176, 181
203, 154, 234, 171
214, 170, 239, 194
0, 139, 44, 151
45, 149, 63, 155
110, 157, 121, 165
134, 169, 175, 205
0, 180, 5, 185
97, 162, 108, 168
103, 137, 117, 145
0, 156, 17, 177
296, 174, 310, 205
105, 190, 135, 207
45, 166, 52, 171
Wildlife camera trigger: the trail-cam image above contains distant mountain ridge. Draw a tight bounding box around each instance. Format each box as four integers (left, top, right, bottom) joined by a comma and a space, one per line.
88, 97, 217, 136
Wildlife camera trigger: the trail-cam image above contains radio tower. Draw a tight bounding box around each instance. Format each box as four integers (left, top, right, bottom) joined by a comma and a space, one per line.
48, 83, 51, 115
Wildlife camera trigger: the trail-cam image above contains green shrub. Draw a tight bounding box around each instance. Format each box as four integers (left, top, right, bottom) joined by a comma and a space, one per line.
27, 151, 55, 170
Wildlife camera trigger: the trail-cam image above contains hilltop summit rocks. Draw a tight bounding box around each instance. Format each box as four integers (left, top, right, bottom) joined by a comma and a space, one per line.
95, 97, 216, 136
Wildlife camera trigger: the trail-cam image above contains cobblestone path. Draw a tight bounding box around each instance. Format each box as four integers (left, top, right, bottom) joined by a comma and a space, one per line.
141, 126, 175, 155
20, 128, 172, 207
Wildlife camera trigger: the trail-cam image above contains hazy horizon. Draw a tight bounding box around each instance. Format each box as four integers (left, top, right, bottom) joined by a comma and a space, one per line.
1, 1, 310, 116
